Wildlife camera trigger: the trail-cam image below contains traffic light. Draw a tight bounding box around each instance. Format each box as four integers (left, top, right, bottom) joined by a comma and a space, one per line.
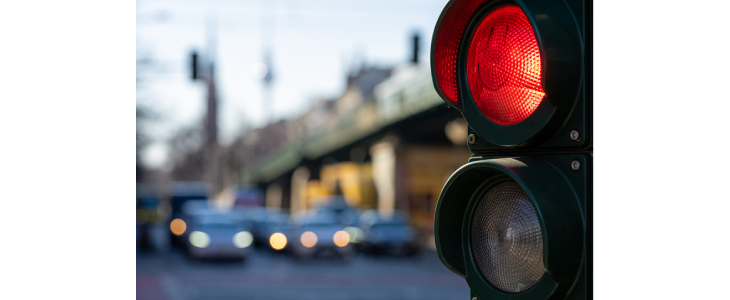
430, 0, 591, 299
191, 50, 199, 80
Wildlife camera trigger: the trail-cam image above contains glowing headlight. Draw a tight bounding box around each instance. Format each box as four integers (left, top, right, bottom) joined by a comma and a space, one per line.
170, 218, 186, 236
233, 231, 253, 248
189, 231, 210, 248
269, 232, 287, 250
300, 231, 318, 248
333, 231, 350, 247
343, 226, 363, 243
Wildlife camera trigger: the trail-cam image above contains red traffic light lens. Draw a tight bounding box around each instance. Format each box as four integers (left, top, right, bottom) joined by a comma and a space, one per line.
466, 5, 544, 125
433, 0, 491, 106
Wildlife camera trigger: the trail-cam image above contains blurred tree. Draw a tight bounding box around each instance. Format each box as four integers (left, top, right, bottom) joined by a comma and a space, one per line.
168, 123, 206, 181
136, 105, 154, 182
136, 53, 157, 183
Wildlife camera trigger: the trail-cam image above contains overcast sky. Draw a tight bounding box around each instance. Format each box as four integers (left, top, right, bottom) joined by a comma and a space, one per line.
136, 0, 448, 168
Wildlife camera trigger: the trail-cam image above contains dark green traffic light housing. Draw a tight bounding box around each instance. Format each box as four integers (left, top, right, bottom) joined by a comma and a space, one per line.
431, 0, 591, 150
431, 0, 591, 299
435, 156, 590, 299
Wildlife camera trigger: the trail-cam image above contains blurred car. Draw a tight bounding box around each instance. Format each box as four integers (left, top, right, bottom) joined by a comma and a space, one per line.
230, 207, 256, 231
137, 183, 161, 251
360, 210, 419, 255
136, 183, 161, 224
246, 207, 272, 246
312, 196, 365, 249
259, 212, 293, 251
184, 210, 254, 261
313, 196, 359, 226
166, 182, 209, 247
290, 212, 354, 260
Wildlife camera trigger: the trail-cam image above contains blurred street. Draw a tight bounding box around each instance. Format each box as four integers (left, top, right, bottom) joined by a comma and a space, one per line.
137, 247, 467, 300
136, 2, 470, 299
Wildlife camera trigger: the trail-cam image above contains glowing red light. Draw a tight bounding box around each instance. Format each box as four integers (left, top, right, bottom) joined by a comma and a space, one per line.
466, 5, 544, 125
433, 0, 491, 105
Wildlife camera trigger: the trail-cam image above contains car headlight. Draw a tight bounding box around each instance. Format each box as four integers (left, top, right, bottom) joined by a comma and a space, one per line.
269, 232, 287, 250
170, 218, 186, 236
189, 231, 210, 248
344, 226, 363, 243
333, 231, 350, 247
233, 231, 253, 248
300, 231, 317, 248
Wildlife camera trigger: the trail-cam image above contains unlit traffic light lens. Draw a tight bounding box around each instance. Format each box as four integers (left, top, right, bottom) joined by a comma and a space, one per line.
470, 181, 544, 293
466, 5, 544, 125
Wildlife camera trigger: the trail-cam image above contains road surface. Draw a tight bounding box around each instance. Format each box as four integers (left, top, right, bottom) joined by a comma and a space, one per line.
137, 246, 469, 300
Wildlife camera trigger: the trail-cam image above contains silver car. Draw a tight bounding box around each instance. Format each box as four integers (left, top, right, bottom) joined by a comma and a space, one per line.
185, 210, 254, 261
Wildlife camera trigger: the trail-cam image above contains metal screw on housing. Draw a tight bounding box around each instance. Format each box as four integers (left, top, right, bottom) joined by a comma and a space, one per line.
472, 297, 478, 300
468, 134, 478, 145
570, 130, 581, 141
571, 160, 581, 171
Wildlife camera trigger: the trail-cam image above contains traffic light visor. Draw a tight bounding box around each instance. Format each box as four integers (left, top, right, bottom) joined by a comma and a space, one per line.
466, 5, 544, 125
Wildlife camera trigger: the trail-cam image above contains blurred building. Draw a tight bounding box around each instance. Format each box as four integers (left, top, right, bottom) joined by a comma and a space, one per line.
236, 59, 469, 249
159, 33, 472, 249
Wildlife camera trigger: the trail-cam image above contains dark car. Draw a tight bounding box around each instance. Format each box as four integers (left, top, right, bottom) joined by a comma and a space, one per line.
290, 212, 354, 260
312, 196, 364, 248
242, 207, 269, 246
360, 210, 419, 255
166, 181, 209, 247
258, 212, 293, 251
